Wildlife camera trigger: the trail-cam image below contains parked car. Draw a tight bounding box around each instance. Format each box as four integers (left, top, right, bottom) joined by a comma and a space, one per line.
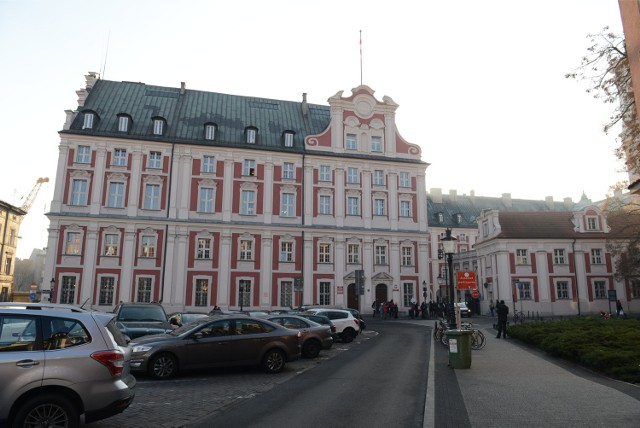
113, 303, 173, 339
129, 314, 301, 379
296, 313, 338, 341
458, 302, 471, 317
302, 308, 360, 343
0, 303, 136, 427
302, 306, 366, 331
168, 311, 209, 327
262, 315, 333, 358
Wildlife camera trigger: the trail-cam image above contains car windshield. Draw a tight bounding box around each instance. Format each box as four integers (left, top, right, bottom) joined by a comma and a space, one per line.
119, 306, 167, 322
170, 316, 213, 335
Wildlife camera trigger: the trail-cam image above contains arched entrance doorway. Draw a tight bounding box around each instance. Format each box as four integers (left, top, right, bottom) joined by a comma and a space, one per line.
375, 283, 388, 303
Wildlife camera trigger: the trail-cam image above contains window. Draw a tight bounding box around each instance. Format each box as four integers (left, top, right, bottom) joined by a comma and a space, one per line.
374, 198, 385, 216
118, 115, 130, 132
402, 246, 413, 266
8, 229, 16, 246
319, 281, 331, 305
70, 179, 88, 206
153, 119, 164, 135
283, 162, 295, 179
375, 245, 387, 265
76, 145, 91, 163
239, 280, 251, 307
373, 170, 384, 186
195, 279, 209, 306
346, 133, 357, 150
587, 217, 599, 230
399, 172, 410, 187
280, 193, 295, 217
319, 165, 331, 182
594, 281, 606, 299
113, 149, 127, 167
400, 200, 411, 217
280, 241, 293, 262
197, 238, 212, 259
60, 276, 76, 304
319, 243, 331, 263
65, 232, 81, 255
240, 239, 253, 261
3, 256, 11, 275
371, 136, 382, 152
319, 195, 332, 215
241, 190, 256, 215
202, 156, 216, 173
83, 112, 94, 129
198, 187, 214, 213
246, 128, 257, 144
347, 167, 359, 184
556, 281, 570, 300
403, 283, 413, 307
137, 277, 152, 303
347, 196, 359, 216
148, 151, 162, 169
143, 184, 161, 210
347, 244, 360, 264
284, 132, 294, 147
141, 235, 156, 258
591, 249, 603, 264
107, 182, 125, 208
104, 233, 119, 256
516, 249, 528, 265
518, 282, 532, 300
280, 281, 293, 307
243, 159, 256, 176
99, 277, 115, 305
205, 124, 216, 141
631, 280, 640, 299
554, 249, 566, 264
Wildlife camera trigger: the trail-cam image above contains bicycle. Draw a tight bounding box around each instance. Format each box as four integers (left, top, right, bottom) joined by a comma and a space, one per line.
435, 319, 485, 350
513, 310, 526, 324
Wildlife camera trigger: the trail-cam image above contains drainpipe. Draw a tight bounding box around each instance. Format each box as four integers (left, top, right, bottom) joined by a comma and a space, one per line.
572, 239, 581, 316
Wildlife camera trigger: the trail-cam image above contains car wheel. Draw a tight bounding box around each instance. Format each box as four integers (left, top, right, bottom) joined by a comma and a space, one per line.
149, 353, 178, 380
262, 349, 286, 373
14, 393, 79, 428
341, 328, 355, 343
302, 339, 321, 358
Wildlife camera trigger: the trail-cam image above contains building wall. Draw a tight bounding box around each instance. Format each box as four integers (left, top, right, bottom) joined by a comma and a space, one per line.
0, 202, 25, 301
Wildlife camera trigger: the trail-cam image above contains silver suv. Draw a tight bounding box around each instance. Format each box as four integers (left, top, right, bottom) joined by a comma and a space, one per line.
303, 308, 361, 343
0, 303, 136, 427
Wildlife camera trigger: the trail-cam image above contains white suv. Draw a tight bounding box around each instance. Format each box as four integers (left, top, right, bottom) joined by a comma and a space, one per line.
303, 308, 360, 343
0, 303, 136, 427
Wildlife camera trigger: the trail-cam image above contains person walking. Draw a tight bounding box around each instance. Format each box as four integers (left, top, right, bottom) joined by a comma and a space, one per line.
496, 300, 509, 338
616, 299, 624, 317
489, 300, 495, 317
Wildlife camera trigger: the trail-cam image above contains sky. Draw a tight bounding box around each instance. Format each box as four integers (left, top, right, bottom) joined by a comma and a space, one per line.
0, 0, 629, 259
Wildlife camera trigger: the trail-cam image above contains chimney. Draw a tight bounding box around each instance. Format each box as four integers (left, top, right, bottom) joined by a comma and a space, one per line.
449, 189, 457, 202
545, 196, 554, 209
301, 92, 309, 118
180, 82, 186, 95
501, 193, 512, 208
430, 188, 442, 204
470, 190, 475, 203
564, 197, 573, 210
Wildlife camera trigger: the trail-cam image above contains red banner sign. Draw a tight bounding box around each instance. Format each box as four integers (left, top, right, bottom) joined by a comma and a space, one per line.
457, 271, 477, 289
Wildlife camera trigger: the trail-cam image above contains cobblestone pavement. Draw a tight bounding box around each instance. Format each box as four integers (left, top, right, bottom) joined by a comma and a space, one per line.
88, 331, 377, 427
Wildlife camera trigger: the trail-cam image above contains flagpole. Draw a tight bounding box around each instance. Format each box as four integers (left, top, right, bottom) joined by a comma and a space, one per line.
359, 30, 363, 86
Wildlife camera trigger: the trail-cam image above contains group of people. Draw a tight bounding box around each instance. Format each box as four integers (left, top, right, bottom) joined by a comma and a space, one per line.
372, 299, 455, 320
372, 300, 399, 320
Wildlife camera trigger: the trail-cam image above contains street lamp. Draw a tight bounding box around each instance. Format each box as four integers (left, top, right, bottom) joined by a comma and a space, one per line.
239, 284, 245, 311
50, 277, 56, 303
441, 228, 458, 327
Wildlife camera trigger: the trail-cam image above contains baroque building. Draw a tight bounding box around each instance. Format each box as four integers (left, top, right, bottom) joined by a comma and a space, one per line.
0, 201, 25, 301
44, 73, 428, 314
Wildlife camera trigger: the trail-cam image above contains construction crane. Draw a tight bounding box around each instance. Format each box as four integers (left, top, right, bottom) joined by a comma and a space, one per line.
21, 177, 49, 213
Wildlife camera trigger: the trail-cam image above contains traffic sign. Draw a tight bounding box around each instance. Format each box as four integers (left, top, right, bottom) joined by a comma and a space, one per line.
471, 289, 479, 299
457, 271, 476, 289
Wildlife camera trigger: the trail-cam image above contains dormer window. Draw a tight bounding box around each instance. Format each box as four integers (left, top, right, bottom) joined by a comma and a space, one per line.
284, 131, 294, 147
118, 114, 131, 132
455, 213, 462, 224
82, 112, 95, 129
153, 118, 166, 135
587, 216, 599, 230
437, 213, 444, 223
245, 127, 257, 144
205, 123, 217, 141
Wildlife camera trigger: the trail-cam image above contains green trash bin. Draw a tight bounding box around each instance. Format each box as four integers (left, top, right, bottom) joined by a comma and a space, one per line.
445, 329, 472, 369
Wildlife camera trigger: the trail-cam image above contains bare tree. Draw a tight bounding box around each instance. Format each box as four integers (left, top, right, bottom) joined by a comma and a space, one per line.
566, 27, 639, 178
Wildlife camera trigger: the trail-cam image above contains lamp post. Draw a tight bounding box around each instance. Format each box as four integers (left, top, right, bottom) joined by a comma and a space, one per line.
441, 228, 458, 327
239, 284, 245, 311
50, 277, 56, 303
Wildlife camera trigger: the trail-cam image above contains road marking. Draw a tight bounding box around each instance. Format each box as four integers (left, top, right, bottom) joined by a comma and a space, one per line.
423, 328, 435, 428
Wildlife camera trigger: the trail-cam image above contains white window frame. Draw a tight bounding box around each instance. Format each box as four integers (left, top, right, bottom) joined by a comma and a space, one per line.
202, 156, 216, 173
319, 281, 331, 305
140, 235, 157, 258
375, 245, 387, 265
371, 136, 382, 152
400, 200, 411, 217
587, 216, 599, 230
553, 249, 566, 264
318, 243, 331, 263
347, 167, 359, 184
347, 196, 359, 216
346, 133, 357, 150
239, 239, 253, 261
205, 124, 216, 141
403, 282, 413, 307
153, 119, 164, 135
402, 246, 413, 266
518, 282, 532, 300
76, 145, 91, 163
98, 276, 115, 305
280, 241, 294, 262
246, 128, 257, 144
113, 149, 127, 167
137, 277, 153, 303
243, 159, 256, 176
107, 182, 125, 208
197, 237, 212, 259
373, 170, 384, 186
198, 187, 215, 213
60, 276, 77, 304
319, 165, 331, 182
280, 193, 295, 217
594, 280, 607, 299
556, 281, 570, 300
374, 198, 385, 216
399, 172, 410, 187
347, 243, 360, 264
118, 116, 129, 132
319, 195, 332, 215
284, 132, 294, 147
241, 190, 256, 215
516, 249, 528, 265
143, 183, 161, 210
591, 248, 603, 264
195, 278, 209, 307
283, 162, 295, 179
103, 233, 119, 256
70, 179, 88, 206
83, 112, 94, 129
148, 151, 162, 169
280, 280, 293, 307
65, 231, 81, 255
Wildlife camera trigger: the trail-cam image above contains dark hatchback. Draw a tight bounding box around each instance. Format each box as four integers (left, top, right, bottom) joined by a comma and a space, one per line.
113, 303, 173, 340
129, 315, 302, 379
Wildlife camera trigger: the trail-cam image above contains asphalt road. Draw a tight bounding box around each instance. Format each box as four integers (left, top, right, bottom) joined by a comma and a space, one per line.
87, 318, 431, 428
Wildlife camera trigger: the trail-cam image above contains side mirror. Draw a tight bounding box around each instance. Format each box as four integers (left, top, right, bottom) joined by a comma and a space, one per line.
193, 332, 203, 340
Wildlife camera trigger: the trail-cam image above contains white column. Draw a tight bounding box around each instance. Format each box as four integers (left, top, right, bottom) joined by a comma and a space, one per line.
362, 169, 372, 228
303, 234, 314, 305
120, 227, 136, 303
263, 160, 274, 224
51, 142, 69, 212
260, 233, 273, 307
388, 172, 399, 230
334, 167, 345, 227
90, 148, 106, 214
416, 173, 427, 232
81, 226, 99, 304
128, 147, 143, 217
217, 232, 232, 307
304, 164, 314, 225
222, 160, 234, 222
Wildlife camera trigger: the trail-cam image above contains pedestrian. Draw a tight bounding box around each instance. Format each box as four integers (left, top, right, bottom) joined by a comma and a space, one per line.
372, 300, 377, 318
616, 299, 624, 317
382, 302, 388, 320
421, 301, 428, 319
496, 300, 509, 339
489, 300, 495, 317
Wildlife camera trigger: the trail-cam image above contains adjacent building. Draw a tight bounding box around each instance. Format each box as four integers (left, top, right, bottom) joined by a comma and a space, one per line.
0, 201, 26, 301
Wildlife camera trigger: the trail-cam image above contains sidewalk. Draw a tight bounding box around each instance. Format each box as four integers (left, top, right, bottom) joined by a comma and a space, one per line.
426, 315, 640, 427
